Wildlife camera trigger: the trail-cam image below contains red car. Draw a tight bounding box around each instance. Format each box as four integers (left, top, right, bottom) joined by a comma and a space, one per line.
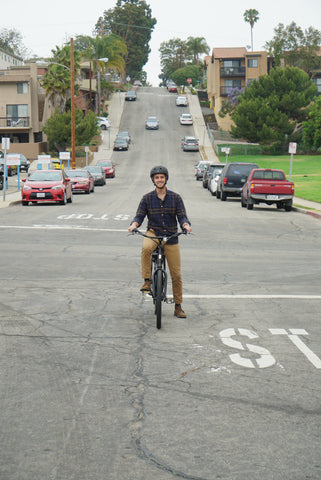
65, 169, 95, 194
96, 160, 115, 178
21, 169, 72, 205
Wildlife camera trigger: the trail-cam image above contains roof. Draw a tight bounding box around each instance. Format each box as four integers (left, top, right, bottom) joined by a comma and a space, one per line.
212, 47, 247, 59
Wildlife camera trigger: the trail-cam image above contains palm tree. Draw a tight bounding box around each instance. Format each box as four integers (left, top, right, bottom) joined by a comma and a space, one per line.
243, 9, 260, 51
186, 36, 210, 65
41, 44, 81, 113
77, 34, 127, 112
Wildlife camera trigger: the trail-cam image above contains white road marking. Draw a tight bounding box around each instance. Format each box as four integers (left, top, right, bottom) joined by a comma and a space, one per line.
172, 294, 321, 300
0, 225, 128, 232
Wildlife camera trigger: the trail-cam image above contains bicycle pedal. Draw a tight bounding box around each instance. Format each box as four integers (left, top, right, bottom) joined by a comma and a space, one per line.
165, 297, 174, 304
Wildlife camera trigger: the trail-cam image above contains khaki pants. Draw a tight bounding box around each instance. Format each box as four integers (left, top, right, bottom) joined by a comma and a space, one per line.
141, 230, 183, 304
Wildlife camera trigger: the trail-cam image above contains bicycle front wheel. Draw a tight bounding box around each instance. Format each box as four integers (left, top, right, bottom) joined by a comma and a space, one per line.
155, 269, 162, 329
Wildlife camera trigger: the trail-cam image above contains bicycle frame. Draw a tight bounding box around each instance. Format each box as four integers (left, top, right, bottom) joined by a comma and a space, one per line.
131, 229, 186, 329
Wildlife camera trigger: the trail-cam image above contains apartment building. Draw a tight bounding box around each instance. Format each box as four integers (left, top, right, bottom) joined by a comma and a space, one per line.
206, 47, 274, 131
0, 48, 24, 70
0, 62, 48, 158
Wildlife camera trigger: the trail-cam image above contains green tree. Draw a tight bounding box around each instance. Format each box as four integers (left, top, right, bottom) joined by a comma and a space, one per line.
186, 36, 210, 65
0, 28, 29, 58
43, 109, 98, 151
243, 9, 259, 51
303, 96, 321, 149
265, 22, 321, 74
94, 0, 156, 80
171, 64, 202, 87
231, 67, 317, 144
159, 38, 192, 82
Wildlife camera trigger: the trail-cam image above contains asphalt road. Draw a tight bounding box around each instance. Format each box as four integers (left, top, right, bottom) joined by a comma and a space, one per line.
1, 87, 321, 480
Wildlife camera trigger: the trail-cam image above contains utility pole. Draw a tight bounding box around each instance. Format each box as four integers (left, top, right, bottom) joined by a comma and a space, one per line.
70, 38, 76, 169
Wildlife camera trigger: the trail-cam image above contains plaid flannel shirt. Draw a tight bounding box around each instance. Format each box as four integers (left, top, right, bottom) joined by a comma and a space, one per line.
132, 189, 191, 244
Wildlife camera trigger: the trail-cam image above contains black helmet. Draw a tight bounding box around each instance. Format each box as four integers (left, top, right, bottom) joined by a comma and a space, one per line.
150, 165, 169, 182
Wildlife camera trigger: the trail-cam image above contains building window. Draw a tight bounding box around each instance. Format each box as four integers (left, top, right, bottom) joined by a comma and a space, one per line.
6, 104, 28, 120
248, 58, 258, 68
223, 60, 240, 68
17, 82, 28, 94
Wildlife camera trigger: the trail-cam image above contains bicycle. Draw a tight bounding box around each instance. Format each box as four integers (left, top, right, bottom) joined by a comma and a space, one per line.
131, 229, 187, 329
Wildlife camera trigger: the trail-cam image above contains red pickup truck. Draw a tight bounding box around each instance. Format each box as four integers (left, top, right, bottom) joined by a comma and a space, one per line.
241, 168, 294, 211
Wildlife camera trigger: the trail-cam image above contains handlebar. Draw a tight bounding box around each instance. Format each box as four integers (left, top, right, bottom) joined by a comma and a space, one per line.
130, 228, 189, 245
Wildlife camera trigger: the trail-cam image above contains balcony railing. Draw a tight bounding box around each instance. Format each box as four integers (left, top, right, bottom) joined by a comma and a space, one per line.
220, 66, 246, 77
0, 117, 30, 128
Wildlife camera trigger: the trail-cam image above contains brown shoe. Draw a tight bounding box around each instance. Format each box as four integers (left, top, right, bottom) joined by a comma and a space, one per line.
140, 280, 151, 292
174, 304, 186, 318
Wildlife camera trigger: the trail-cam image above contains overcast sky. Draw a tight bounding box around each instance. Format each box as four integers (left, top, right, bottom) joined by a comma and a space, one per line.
2, 0, 321, 85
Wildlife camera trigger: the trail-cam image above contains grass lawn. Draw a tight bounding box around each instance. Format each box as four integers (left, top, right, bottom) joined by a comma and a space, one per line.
218, 154, 321, 204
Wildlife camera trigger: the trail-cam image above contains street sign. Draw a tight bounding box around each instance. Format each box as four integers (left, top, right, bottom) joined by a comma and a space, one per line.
289, 142, 297, 154
59, 152, 70, 160
4, 154, 21, 165
2, 138, 10, 150
38, 154, 51, 164
187, 78, 192, 84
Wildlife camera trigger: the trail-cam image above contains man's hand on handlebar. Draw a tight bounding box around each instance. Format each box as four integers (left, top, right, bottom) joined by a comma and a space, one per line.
128, 222, 139, 234
182, 223, 192, 234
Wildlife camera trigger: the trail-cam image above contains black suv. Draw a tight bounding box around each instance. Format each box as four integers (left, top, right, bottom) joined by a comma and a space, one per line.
216, 162, 259, 201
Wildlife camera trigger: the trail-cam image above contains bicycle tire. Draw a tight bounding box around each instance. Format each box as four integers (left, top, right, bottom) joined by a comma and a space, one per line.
155, 269, 162, 329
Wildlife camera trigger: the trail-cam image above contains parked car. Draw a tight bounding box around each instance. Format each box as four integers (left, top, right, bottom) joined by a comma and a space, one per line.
182, 136, 199, 151
216, 162, 259, 201
145, 116, 159, 129
208, 165, 226, 196
97, 116, 111, 130
113, 137, 129, 151
176, 96, 188, 106
195, 161, 211, 181
125, 90, 137, 101
64, 169, 95, 194
96, 160, 115, 178
133, 80, 142, 87
21, 169, 72, 205
241, 168, 294, 211
179, 113, 193, 125
168, 83, 178, 93
84, 166, 106, 186
117, 131, 131, 143
202, 163, 224, 189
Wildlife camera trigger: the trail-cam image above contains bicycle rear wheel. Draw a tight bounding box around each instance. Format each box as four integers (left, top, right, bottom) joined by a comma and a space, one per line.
155, 269, 162, 329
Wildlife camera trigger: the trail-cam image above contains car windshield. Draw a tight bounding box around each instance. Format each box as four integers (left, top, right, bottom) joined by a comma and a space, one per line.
187, 138, 196, 143
97, 161, 112, 166
252, 170, 285, 180
86, 167, 102, 173
118, 131, 129, 136
65, 170, 87, 178
115, 138, 126, 143
229, 165, 257, 176
29, 171, 62, 181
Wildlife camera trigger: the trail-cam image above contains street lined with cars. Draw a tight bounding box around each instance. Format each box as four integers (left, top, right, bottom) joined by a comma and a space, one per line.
1, 87, 321, 480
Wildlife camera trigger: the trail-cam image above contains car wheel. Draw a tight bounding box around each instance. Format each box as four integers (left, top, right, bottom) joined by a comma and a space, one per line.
60, 192, 67, 205
221, 191, 227, 201
285, 203, 292, 212
247, 200, 253, 210
241, 195, 246, 208
86, 187, 90, 194
22, 201, 28, 206
276, 202, 282, 209
67, 193, 72, 203
101, 125, 107, 130
216, 189, 221, 199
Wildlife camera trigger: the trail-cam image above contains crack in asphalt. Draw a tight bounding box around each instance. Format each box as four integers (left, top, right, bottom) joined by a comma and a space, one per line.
126, 308, 209, 480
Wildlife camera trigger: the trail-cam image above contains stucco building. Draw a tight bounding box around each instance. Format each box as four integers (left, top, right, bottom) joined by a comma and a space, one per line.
206, 47, 274, 131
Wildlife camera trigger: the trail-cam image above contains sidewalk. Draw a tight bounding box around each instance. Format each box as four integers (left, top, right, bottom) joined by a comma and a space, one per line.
1, 89, 321, 220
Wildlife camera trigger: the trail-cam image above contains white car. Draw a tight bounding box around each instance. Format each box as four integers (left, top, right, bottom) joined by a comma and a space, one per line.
179, 113, 193, 125
176, 96, 188, 106
97, 117, 111, 130
209, 166, 225, 196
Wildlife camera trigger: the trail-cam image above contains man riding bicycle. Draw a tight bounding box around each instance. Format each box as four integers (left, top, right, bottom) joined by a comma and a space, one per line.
128, 166, 192, 318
